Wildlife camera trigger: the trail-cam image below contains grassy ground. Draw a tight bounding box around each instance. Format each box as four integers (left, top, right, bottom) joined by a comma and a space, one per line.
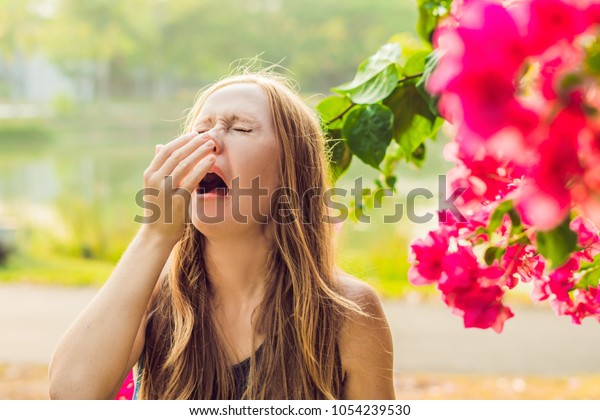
0, 252, 114, 287
2, 363, 599, 400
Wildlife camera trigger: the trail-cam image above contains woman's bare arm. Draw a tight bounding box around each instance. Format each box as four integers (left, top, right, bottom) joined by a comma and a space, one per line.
338, 273, 396, 400
48, 230, 173, 399
48, 132, 216, 399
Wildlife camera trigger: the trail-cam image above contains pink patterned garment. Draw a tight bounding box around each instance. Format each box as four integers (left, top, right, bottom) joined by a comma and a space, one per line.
114, 370, 135, 400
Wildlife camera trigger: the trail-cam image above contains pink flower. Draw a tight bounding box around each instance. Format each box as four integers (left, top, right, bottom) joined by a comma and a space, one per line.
523, 0, 588, 56
408, 231, 449, 284
429, 1, 533, 137
535, 106, 584, 194
536, 41, 585, 101
498, 245, 530, 289
587, 1, 600, 26
517, 106, 585, 229
458, 1, 530, 77
445, 284, 514, 333
570, 215, 600, 260
438, 246, 480, 294
428, 29, 466, 95
456, 73, 515, 138
547, 257, 579, 301
570, 215, 600, 248
555, 287, 600, 324
515, 182, 570, 230
446, 165, 488, 209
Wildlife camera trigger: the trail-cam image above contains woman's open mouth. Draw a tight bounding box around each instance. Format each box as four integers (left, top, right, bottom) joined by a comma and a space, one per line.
197, 172, 229, 196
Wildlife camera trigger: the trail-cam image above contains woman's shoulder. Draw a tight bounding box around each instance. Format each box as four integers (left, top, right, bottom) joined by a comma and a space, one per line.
334, 268, 390, 345
335, 269, 383, 315
334, 269, 395, 399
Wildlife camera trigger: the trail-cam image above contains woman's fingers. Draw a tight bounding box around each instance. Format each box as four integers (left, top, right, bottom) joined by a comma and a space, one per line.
181, 155, 217, 192
155, 133, 213, 178
138, 132, 215, 241
170, 140, 216, 188
146, 131, 202, 174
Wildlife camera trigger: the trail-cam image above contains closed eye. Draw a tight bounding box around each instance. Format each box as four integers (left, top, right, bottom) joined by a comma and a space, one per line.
233, 128, 252, 133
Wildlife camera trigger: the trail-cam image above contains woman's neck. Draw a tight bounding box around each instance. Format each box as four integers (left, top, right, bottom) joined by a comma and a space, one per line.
204, 228, 271, 310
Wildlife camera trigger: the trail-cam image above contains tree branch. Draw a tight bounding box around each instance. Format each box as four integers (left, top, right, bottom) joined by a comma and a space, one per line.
324, 72, 425, 126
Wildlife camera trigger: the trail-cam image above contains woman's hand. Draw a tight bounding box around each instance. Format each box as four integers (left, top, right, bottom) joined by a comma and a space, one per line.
139, 131, 215, 243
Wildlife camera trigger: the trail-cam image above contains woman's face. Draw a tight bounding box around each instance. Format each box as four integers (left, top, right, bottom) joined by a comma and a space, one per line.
190, 83, 280, 233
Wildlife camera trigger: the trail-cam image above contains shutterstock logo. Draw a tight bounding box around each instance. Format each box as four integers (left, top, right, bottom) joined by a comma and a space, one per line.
134, 175, 466, 225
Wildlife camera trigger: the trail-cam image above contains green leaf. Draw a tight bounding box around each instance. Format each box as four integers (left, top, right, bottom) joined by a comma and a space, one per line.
507, 208, 529, 242
474, 226, 489, 239
380, 141, 403, 188
488, 200, 514, 233
578, 266, 600, 290
558, 72, 583, 94
584, 36, 600, 76
342, 104, 394, 169
417, 5, 437, 44
403, 50, 430, 77
340, 64, 399, 104
577, 254, 600, 290
484, 246, 506, 266
388, 32, 428, 64
415, 50, 443, 117
410, 143, 426, 167
416, 0, 452, 44
508, 208, 522, 229
580, 253, 600, 271
332, 43, 401, 104
400, 114, 435, 156
496, 246, 507, 262
385, 175, 397, 189
326, 138, 352, 182
316, 95, 352, 129
484, 246, 499, 266
536, 216, 578, 270
383, 82, 439, 163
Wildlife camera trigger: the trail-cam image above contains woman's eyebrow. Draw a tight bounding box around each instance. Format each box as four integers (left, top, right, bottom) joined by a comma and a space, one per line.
194, 116, 213, 127
228, 114, 260, 125
195, 114, 260, 127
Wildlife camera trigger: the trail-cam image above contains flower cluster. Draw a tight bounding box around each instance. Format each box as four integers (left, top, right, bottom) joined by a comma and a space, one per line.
430, 0, 600, 229
409, 208, 600, 332
409, 0, 600, 331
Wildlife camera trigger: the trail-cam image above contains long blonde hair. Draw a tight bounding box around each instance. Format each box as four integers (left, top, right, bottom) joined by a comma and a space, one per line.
139, 72, 360, 399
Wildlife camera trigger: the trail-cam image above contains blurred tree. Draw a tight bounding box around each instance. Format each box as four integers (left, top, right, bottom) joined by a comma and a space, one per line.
0, 0, 45, 99
39, 0, 157, 99
0, 0, 43, 58
17, 0, 417, 99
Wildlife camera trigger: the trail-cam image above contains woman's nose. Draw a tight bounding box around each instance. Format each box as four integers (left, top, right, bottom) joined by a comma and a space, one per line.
205, 128, 223, 154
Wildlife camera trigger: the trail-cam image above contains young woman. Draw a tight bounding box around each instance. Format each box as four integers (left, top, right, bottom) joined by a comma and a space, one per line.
49, 72, 395, 400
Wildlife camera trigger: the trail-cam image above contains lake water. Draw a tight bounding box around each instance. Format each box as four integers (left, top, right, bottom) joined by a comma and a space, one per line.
0, 103, 181, 260
0, 102, 451, 273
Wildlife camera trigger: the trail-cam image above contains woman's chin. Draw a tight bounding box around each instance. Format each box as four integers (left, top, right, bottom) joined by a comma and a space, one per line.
190, 204, 251, 234
190, 189, 274, 234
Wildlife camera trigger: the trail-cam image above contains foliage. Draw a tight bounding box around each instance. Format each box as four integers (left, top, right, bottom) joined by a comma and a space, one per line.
317, 40, 444, 189
0, 243, 11, 266
0, 0, 417, 97
0, 119, 53, 142
321, 0, 600, 331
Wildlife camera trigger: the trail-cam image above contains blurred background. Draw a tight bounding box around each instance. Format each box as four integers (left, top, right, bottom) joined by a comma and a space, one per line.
1, 0, 599, 400
0, 0, 436, 291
